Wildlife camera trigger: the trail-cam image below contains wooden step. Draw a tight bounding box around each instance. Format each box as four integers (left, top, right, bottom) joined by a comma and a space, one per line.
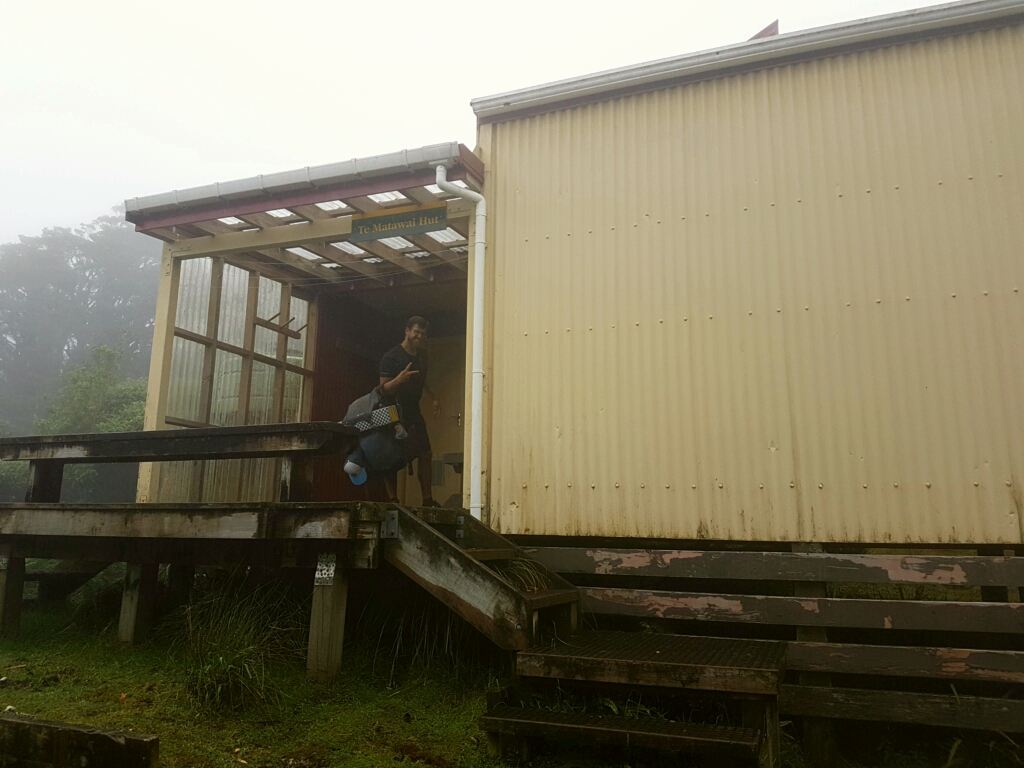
519, 631, 786, 695
463, 547, 519, 561
523, 588, 580, 610
479, 707, 761, 758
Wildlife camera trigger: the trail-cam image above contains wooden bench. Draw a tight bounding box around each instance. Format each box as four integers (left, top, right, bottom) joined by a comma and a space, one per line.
524, 543, 1024, 765
0, 714, 158, 767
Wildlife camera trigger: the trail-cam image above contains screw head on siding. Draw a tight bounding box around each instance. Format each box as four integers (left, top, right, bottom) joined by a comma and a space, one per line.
666, 484, 671, 489
718, 483, 723, 489
567, 482, 572, 488
790, 481, 795, 488
984, 291, 989, 296
818, 483, 823, 489
591, 484, 595, 489
640, 483, 645, 488
1007, 480, 1012, 486
974, 481, 979, 486
544, 484, 549, 488
926, 482, 931, 488
759, 483, 764, 489
522, 483, 527, 488
876, 299, 881, 304
863, 483, 868, 488
894, 482, 899, 488
615, 482, 620, 488
906, 297, 910, 301
693, 484, 698, 489
777, 308, 782, 313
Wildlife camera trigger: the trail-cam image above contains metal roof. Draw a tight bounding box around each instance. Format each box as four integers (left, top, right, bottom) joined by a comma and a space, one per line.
471, 0, 1024, 122
124, 142, 483, 233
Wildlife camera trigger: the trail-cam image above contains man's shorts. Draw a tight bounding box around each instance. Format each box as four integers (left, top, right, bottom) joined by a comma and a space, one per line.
402, 416, 432, 459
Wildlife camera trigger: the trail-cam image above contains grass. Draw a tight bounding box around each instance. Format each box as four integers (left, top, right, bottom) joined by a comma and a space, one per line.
0, 577, 1021, 768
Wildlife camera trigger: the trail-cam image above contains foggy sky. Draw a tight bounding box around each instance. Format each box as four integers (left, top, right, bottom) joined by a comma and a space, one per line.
1, 0, 948, 243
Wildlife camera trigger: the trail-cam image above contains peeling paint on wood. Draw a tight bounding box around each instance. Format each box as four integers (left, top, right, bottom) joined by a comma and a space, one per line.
527, 547, 1024, 586
583, 588, 1024, 633
787, 642, 1024, 684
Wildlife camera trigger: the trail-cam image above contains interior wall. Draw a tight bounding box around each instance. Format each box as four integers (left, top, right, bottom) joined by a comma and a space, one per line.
309, 294, 390, 502
397, 334, 467, 507
309, 287, 468, 505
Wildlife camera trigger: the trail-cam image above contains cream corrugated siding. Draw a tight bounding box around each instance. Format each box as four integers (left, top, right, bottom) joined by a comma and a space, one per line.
483, 25, 1024, 543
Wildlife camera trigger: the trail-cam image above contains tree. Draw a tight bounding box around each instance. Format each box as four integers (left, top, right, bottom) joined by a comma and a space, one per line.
0, 346, 148, 503
0, 212, 160, 433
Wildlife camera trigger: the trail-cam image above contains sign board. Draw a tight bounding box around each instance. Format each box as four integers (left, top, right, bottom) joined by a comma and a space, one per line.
349, 203, 447, 243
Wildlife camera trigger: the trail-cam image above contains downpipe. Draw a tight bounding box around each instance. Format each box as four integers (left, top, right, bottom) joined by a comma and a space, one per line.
436, 165, 486, 521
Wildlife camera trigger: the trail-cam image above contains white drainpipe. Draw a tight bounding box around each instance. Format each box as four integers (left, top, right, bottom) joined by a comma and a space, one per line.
436, 165, 486, 521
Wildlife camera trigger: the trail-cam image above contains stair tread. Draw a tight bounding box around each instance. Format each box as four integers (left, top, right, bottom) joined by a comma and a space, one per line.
523, 588, 580, 609
480, 707, 761, 755
518, 631, 785, 695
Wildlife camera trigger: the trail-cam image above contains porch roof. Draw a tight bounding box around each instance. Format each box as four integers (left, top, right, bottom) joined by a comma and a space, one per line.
124, 143, 483, 289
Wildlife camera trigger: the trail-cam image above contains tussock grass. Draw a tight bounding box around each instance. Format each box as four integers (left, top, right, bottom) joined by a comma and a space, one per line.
348, 569, 509, 688
169, 572, 306, 712
490, 558, 548, 593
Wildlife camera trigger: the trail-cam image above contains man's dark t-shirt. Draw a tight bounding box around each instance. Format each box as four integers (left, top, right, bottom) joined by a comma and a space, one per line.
380, 345, 428, 422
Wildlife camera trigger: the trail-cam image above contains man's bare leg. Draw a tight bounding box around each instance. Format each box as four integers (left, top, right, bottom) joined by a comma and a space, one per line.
417, 451, 435, 505
384, 472, 399, 503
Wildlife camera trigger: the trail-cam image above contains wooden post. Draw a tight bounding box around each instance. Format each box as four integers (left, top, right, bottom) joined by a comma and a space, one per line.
137, 248, 181, 503
793, 543, 835, 768
307, 552, 348, 683
119, 562, 159, 645
0, 547, 25, 639
280, 455, 315, 502
25, 460, 63, 502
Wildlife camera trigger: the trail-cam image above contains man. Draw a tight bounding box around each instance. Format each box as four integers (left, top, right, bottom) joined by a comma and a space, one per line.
379, 316, 442, 505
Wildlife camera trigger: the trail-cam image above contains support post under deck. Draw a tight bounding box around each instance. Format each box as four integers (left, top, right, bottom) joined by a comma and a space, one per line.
119, 562, 159, 645
307, 553, 348, 683
0, 547, 25, 639
793, 543, 835, 768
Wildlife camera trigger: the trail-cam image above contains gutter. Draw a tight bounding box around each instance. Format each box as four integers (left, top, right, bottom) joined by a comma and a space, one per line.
435, 165, 486, 522
471, 0, 1024, 121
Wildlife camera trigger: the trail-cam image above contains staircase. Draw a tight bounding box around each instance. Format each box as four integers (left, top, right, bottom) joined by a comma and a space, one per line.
483, 630, 785, 767
379, 509, 783, 766
380, 507, 579, 649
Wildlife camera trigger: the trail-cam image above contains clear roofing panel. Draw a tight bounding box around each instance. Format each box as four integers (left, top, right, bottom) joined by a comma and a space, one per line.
286, 247, 321, 261
427, 227, 464, 243
379, 236, 415, 250
266, 208, 294, 218
332, 241, 366, 255
218, 216, 245, 225
315, 200, 349, 211
367, 191, 407, 204
362, 256, 385, 264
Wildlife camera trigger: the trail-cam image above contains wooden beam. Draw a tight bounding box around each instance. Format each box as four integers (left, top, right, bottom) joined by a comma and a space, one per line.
0, 714, 159, 767
0, 503, 356, 540
1, 422, 357, 464
528, 547, 1024, 587
582, 588, 1024, 633
119, 561, 158, 644
25, 461, 63, 503
255, 248, 341, 283
384, 508, 530, 650
307, 552, 348, 683
787, 641, 1024, 684
166, 216, 354, 259
299, 242, 387, 283
406, 234, 467, 272
136, 247, 181, 503
779, 684, 1024, 733
356, 240, 428, 279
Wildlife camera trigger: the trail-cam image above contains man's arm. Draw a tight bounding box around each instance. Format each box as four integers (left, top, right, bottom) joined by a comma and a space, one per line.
380, 363, 417, 396
423, 382, 442, 418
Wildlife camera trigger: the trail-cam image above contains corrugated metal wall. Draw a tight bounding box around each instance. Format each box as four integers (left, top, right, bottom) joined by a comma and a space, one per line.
482, 25, 1024, 543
